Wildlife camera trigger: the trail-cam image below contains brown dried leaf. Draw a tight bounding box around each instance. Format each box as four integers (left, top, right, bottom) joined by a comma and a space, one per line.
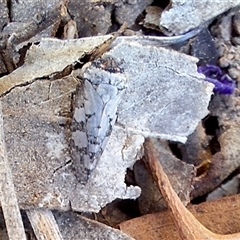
119, 194, 240, 240
139, 138, 240, 240
143, 6, 162, 31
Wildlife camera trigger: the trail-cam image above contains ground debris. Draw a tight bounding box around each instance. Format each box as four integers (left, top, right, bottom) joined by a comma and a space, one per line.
54, 211, 134, 240
160, 0, 240, 35
119, 194, 240, 239
135, 139, 195, 215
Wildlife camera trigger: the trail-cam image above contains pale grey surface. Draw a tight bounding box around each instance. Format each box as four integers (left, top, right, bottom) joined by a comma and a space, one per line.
105, 41, 213, 143
160, 0, 240, 35
0, 0, 9, 31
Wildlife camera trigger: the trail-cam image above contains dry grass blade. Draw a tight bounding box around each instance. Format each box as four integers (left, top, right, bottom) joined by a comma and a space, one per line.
0, 102, 27, 240
143, 138, 240, 240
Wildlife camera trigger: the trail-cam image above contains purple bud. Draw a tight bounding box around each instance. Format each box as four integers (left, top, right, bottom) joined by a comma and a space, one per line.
197, 64, 235, 94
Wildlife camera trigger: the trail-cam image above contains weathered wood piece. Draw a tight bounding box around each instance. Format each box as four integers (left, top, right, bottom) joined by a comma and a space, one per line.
0, 36, 113, 96
0, 103, 26, 240
26, 209, 63, 240
54, 211, 134, 240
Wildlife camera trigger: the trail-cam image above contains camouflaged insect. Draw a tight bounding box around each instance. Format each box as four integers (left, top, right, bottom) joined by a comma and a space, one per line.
70, 57, 127, 184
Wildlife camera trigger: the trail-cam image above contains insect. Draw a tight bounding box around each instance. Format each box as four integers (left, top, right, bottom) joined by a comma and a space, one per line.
70, 57, 127, 184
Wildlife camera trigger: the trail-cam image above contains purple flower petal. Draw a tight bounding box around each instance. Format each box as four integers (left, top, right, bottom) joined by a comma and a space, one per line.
197, 64, 235, 94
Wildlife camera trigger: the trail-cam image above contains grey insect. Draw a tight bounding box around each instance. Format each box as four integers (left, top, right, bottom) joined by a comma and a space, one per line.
70, 57, 127, 184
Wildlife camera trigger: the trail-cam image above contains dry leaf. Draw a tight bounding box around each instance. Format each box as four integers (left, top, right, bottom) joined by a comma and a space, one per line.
143, 6, 162, 31
67, 1, 112, 37
119, 194, 240, 240
140, 138, 240, 240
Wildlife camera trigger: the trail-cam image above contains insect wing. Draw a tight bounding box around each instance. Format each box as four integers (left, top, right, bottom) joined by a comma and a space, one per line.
71, 59, 127, 184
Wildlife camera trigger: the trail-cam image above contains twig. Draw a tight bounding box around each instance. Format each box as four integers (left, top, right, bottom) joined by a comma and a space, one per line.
89, 22, 128, 61
0, 102, 27, 240
143, 138, 240, 240
26, 209, 63, 240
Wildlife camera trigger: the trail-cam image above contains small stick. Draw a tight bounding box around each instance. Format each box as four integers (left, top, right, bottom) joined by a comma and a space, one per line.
89, 22, 128, 61
0, 102, 27, 240
143, 138, 240, 240
26, 209, 63, 240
